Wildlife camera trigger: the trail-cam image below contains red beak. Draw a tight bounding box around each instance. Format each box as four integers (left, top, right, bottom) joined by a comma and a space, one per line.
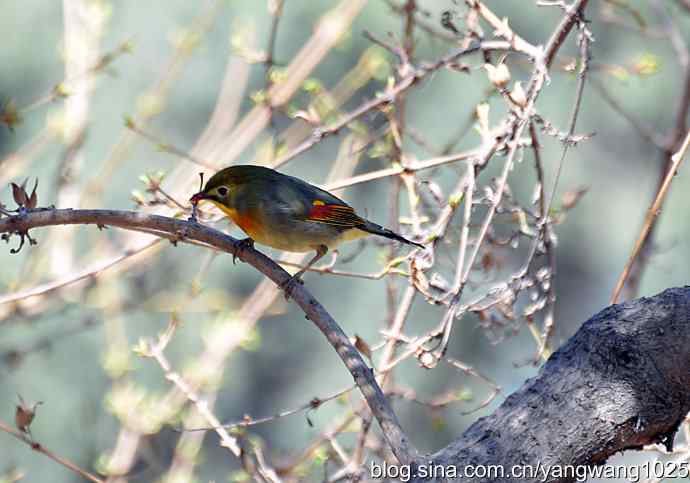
190, 192, 210, 204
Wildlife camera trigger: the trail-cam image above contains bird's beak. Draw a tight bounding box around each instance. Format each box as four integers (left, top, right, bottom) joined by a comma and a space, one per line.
190, 191, 210, 204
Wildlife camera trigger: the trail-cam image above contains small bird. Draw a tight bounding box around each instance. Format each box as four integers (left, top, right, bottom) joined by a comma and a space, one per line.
190, 165, 423, 288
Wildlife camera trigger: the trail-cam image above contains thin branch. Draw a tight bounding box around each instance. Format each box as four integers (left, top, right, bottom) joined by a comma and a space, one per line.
273, 39, 519, 167
324, 148, 479, 192
86, 0, 223, 196
146, 320, 242, 456
19, 41, 131, 114
264, 0, 286, 129
125, 120, 216, 169
0, 239, 159, 310
528, 121, 556, 362
210, 0, 370, 167
0, 208, 418, 465
610, 0, 690, 303
619, 0, 690, 301
535, 18, 592, 358
0, 419, 105, 483
466, 0, 542, 59
384, 0, 458, 43
610, 128, 690, 304
182, 385, 355, 432
542, 0, 591, 69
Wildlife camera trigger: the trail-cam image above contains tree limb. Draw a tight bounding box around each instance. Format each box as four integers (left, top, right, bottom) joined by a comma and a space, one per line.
416, 286, 690, 482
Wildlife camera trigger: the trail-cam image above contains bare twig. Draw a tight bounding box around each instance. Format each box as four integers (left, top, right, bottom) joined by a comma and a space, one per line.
0, 418, 105, 483
273, 39, 519, 167
182, 385, 355, 432
610, 128, 690, 304
144, 317, 241, 456
0, 240, 159, 311
0, 209, 418, 465
618, 0, 690, 301
535, 17, 592, 359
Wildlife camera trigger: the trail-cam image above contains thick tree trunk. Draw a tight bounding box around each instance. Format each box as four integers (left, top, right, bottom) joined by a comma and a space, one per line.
411, 287, 690, 482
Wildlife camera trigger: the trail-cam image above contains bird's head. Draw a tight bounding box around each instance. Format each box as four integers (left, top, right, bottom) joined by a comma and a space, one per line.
190, 165, 279, 207
189, 173, 230, 206
189, 165, 254, 206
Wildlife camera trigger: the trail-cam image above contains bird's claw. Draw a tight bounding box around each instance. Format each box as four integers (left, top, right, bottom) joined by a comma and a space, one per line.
233, 237, 254, 264
279, 275, 304, 300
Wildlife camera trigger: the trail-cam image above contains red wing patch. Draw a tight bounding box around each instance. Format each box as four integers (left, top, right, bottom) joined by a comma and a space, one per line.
307, 202, 364, 227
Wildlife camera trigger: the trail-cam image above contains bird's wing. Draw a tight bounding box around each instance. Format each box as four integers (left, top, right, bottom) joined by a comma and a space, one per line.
281, 174, 365, 228
305, 201, 366, 227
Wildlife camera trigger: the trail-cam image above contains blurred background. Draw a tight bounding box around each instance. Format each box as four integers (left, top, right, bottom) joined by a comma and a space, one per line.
1, 0, 689, 481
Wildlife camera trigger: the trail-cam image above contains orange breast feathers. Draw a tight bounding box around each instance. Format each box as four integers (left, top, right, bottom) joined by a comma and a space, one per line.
307, 201, 364, 227
210, 201, 266, 239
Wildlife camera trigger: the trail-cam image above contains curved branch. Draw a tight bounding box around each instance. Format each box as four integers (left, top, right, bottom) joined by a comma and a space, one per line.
0, 208, 418, 465
415, 287, 690, 482
0, 418, 104, 483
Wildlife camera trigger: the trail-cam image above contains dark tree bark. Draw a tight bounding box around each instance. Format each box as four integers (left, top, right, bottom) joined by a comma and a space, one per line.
411, 287, 690, 482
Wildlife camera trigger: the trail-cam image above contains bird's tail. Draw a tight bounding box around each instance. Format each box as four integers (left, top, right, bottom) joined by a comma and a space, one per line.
360, 221, 425, 249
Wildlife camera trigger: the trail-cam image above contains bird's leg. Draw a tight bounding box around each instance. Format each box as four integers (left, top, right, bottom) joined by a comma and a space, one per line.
293, 245, 329, 281
280, 245, 328, 299
233, 237, 255, 264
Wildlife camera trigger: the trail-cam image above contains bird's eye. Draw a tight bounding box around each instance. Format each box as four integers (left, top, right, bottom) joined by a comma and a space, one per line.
217, 186, 229, 197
